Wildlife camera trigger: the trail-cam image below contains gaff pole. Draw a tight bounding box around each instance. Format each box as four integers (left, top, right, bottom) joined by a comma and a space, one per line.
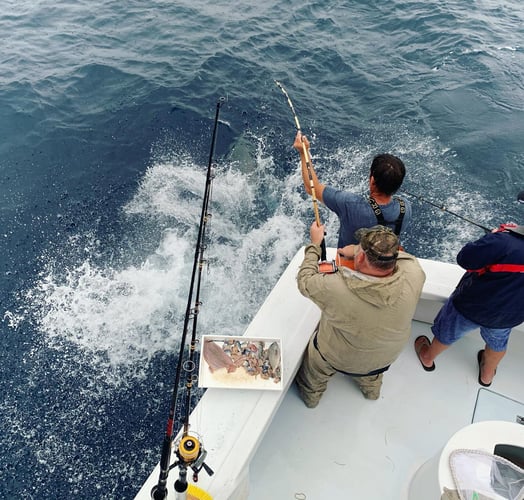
275, 80, 327, 261
151, 98, 224, 500
401, 190, 492, 233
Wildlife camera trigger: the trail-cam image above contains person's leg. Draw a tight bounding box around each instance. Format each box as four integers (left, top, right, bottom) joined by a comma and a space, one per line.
479, 348, 506, 385
415, 297, 476, 370
415, 336, 449, 368
295, 335, 336, 408
478, 327, 511, 386
354, 373, 383, 400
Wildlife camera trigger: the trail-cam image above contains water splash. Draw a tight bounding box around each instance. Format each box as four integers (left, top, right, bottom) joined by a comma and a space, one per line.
18, 135, 303, 372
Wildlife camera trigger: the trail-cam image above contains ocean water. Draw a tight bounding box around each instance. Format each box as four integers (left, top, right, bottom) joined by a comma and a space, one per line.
1, 0, 523, 498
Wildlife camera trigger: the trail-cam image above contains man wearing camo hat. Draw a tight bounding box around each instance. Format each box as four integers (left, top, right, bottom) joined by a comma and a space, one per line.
295, 223, 425, 407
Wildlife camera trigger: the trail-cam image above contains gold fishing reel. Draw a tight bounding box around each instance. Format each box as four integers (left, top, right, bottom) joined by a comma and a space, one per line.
178, 435, 200, 463
171, 432, 214, 483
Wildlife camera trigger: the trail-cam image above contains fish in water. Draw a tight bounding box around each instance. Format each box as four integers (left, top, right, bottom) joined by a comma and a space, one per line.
203, 340, 237, 373
267, 341, 281, 372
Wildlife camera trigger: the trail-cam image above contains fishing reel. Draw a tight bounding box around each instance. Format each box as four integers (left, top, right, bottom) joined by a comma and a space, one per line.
151, 434, 214, 499
170, 433, 214, 483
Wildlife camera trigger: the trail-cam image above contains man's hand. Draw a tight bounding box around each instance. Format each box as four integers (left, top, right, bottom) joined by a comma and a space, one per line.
310, 221, 325, 245
338, 245, 357, 259
293, 131, 310, 153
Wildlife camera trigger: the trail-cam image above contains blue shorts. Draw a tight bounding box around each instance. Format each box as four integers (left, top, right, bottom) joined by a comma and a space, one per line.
431, 298, 511, 352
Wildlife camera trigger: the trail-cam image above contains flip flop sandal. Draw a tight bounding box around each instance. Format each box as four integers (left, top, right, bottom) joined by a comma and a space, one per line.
477, 350, 494, 387
414, 335, 436, 372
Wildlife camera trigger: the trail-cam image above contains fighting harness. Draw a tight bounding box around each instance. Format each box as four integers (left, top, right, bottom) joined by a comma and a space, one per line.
368, 196, 406, 235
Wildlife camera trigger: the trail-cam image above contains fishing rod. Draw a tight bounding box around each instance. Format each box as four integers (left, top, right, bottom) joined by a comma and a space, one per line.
151, 98, 224, 500
275, 80, 330, 263
401, 190, 492, 233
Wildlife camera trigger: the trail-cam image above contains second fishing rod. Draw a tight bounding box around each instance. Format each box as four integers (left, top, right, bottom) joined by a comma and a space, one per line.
401, 190, 493, 233
151, 98, 224, 500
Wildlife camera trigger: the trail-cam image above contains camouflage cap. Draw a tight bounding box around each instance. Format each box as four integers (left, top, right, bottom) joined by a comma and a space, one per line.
354, 225, 399, 262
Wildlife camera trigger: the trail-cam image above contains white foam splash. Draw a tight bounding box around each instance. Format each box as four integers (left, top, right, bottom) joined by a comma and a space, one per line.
21, 137, 303, 371
17, 126, 502, 375
27, 230, 190, 365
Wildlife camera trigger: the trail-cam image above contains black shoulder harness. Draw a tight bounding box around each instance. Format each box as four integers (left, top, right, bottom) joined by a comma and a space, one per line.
368, 196, 406, 235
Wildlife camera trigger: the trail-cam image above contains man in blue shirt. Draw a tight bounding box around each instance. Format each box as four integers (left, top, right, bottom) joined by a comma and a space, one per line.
293, 132, 411, 263
414, 224, 524, 386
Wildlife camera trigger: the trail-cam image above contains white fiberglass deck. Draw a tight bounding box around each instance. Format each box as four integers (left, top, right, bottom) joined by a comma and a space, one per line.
249, 321, 524, 500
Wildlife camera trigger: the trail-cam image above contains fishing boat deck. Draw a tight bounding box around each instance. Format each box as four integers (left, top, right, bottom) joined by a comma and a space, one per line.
249, 321, 524, 499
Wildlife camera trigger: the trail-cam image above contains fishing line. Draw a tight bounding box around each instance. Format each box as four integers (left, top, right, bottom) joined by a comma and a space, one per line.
401, 190, 492, 233
151, 98, 224, 500
275, 80, 329, 262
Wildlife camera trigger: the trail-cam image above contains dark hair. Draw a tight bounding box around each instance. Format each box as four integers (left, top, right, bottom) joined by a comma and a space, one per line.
370, 154, 406, 195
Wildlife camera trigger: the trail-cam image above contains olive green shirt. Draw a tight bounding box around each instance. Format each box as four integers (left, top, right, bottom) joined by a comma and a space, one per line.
297, 244, 426, 373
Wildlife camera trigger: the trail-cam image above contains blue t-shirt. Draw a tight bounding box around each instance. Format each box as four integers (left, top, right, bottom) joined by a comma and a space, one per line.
452, 231, 524, 329
322, 186, 412, 247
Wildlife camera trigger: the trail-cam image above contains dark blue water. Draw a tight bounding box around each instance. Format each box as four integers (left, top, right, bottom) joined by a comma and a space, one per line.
1, 1, 523, 498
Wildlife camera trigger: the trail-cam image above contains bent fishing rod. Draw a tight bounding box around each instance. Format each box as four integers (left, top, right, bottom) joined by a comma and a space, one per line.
151, 98, 224, 500
275, 80, 329, 263
401, 190, 492, 233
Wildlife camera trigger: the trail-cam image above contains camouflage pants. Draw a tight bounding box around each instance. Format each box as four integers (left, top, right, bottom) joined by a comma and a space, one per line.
295, 334, 384, 407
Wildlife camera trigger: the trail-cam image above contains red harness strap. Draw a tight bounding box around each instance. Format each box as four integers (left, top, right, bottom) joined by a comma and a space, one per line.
469, 264, 524, 275
468, 223, 524, 275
